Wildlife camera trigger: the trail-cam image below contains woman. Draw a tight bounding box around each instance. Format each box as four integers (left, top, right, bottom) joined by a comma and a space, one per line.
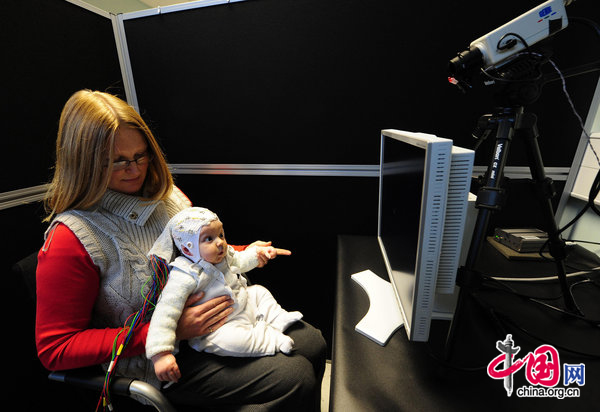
36, 90, 327, 411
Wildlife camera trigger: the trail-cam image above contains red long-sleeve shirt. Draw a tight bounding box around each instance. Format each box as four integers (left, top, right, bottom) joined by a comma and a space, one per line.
36, 223, 149, 370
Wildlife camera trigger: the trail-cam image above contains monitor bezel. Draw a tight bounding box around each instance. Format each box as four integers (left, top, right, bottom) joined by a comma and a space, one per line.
377, 129, 453, 341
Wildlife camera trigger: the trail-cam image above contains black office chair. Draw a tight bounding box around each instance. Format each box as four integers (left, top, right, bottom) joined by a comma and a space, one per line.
13, 252, 177, 412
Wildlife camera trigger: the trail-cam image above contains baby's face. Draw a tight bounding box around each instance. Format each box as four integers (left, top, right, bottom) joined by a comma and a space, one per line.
198, 220, 227, 264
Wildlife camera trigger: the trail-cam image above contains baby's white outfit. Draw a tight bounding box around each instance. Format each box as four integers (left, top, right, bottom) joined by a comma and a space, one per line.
145, 207, 302, 359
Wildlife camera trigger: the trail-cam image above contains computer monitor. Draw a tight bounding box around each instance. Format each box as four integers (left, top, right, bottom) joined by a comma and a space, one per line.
377, 129, 474, 342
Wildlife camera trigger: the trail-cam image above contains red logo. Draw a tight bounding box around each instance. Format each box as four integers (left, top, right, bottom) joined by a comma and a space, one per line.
487, 334, 583, 399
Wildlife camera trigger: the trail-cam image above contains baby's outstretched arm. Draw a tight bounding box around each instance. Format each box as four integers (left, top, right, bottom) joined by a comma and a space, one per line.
152, 352, 181, 383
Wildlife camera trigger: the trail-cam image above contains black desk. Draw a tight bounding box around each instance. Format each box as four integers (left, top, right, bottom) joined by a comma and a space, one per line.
331, 235, 600, 411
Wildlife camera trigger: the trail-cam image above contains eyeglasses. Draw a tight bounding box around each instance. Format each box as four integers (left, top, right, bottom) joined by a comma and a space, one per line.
110, 153, 153, 171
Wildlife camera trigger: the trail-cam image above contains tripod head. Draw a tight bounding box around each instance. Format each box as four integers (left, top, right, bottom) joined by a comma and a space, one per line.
484, 52, 549, 107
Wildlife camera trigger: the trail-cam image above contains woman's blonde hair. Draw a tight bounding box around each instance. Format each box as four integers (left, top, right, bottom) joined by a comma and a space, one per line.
44, 90, 173, 222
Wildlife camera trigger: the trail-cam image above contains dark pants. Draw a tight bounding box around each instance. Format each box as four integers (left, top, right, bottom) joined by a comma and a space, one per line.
164, 320, 327, 411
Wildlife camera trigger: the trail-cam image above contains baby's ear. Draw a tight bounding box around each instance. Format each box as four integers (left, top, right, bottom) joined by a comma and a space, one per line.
181, 246, 193, 256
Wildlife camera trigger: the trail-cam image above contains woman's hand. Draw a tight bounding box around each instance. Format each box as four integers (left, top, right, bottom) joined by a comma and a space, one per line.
175, 292, 234, 340
249, 241, 292, 267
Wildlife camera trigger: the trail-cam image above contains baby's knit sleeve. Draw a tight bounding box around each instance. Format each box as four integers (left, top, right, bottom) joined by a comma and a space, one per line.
229, 246, 259, 274
145, 268, 197, 359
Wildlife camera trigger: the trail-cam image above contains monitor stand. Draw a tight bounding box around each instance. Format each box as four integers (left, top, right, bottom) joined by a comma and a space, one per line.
351, 270, 403, 346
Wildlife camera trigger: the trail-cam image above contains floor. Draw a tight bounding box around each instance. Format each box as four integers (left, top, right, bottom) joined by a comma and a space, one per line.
321, 360, 331, 412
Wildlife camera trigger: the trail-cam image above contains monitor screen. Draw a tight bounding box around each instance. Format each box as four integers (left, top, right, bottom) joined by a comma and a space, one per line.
378, 139, 425, 329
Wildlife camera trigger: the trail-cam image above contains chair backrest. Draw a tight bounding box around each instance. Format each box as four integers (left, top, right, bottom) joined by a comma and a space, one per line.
12, 251, 38, 304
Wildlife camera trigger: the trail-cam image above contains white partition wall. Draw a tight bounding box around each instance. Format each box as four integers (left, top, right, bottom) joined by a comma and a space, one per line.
557, 76, 600, 254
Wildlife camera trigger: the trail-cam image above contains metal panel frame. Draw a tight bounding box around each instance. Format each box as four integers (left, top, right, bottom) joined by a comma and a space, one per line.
64, 0, 112, 19
169, 163, 379, 177
111, 13, 139, 111
121, 0, 231, 20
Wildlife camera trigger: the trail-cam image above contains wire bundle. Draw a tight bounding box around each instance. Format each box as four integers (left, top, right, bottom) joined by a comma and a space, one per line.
96, 255, 170, 411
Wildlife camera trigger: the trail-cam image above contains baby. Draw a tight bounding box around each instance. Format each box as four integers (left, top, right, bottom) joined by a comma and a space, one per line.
146, 207, 302, 383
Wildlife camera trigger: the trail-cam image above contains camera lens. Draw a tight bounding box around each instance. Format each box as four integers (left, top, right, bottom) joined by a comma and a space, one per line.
448, 46, 483, 76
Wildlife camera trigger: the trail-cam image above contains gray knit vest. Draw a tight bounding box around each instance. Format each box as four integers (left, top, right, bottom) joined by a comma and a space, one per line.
48, 187, 191, 389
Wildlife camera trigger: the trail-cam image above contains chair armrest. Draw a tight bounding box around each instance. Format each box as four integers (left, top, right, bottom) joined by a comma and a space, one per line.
48, 368, 132, 393
48, 369, 177, 412
129, 380, 178, 412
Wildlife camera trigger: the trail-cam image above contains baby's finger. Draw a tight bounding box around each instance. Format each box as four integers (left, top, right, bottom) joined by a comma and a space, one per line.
171, 368, 181, 382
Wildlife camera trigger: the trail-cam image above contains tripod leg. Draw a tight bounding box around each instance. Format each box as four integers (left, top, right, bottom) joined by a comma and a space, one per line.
464, 109, 515, 270
445, 107, 517, 361
516, 113, 579, 312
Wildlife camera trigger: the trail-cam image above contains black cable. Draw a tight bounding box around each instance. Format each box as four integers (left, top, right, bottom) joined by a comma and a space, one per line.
481, 275, 564, 301
491, 310, 600, 359
475, 278, 600, 358
568, 16, 600, 39
497, 32, 530, 53
542, 168, 600, 254
433, 282, 600, 369
588, 167, 600, 216
480, 276, 600, 326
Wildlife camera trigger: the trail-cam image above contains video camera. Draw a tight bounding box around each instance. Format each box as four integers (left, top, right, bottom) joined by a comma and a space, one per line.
448, 0, 572, 90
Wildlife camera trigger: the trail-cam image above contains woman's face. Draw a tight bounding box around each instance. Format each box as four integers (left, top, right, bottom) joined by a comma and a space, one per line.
107, 127, 149, 195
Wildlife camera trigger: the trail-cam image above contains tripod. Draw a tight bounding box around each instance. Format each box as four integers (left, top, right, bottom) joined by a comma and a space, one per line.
444, 105, 580, 361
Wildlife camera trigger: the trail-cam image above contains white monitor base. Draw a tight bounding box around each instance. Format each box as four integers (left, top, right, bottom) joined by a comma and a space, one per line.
351, 270, 404, 346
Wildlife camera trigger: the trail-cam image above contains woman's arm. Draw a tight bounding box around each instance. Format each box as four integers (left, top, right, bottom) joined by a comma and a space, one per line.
35, 223, 148, 370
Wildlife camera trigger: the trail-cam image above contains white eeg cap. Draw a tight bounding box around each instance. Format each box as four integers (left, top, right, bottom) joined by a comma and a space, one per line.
148, 207, 220, 263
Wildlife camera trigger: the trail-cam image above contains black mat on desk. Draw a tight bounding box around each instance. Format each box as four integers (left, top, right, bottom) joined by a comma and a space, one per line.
331, 235, 600, 412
